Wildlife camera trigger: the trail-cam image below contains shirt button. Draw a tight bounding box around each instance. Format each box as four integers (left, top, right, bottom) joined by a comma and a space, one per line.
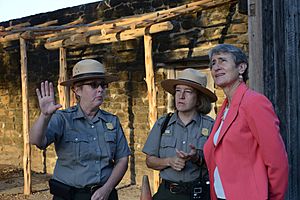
75, 138, 78, 141
91, 125, 95, 128
183, 141, 186, 144
93, 137, 96, 141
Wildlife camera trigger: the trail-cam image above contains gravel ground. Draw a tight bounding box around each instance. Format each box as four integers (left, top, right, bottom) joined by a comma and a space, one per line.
0, 165, 141, 200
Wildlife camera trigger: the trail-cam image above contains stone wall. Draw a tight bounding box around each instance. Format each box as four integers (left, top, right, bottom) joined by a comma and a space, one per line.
0, 0, 248, 188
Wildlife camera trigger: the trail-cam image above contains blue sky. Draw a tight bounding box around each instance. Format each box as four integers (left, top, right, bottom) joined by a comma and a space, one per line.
0, 0, 99, 22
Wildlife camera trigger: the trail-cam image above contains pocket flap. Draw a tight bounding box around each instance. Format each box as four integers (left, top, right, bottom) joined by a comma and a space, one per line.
64, 132, 89, 143
104, 132, 116, 142
160, 136, 176, 148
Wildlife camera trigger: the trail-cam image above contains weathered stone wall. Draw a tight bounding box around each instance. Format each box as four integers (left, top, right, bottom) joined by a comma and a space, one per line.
0, 0, 248, 188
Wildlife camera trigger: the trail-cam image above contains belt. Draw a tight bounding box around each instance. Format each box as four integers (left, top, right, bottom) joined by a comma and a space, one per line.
162, 179, 195, 194
73, 184, 102, 194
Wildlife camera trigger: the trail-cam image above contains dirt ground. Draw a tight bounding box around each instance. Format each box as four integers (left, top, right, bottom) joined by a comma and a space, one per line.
0, 164, 141, 200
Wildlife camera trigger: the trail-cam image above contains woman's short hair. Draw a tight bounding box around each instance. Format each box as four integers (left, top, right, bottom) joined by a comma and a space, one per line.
196, 91, 212, 114
208, 44, 249, 82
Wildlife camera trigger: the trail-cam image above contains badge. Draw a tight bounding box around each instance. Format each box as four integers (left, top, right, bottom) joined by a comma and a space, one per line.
201, 128, 209, 136
106, 123, 114, 130
163, 130, 171, 135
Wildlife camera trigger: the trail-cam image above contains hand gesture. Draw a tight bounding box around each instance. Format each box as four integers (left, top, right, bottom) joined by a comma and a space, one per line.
36, 81, 62, 116
168, 156, 186, 171
176, 144, 198, 162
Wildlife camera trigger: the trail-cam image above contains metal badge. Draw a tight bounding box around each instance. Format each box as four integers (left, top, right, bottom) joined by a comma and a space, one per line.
201, 128, 209, 136
163, 129, 171, 135
106, 123, 114, 130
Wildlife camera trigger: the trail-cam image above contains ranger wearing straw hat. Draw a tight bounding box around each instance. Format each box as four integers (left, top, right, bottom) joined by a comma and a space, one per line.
30, 59, 130, 200
143, 68, 217, 200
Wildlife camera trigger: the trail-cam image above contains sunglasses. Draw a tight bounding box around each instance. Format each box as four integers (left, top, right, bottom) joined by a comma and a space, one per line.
79, 81, 108, 89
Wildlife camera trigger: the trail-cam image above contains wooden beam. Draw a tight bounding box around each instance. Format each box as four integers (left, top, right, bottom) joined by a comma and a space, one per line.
248, 0, 264, 93
58, 47, 70, 108
143, 34, 159, 192
1, 0, 238, 46
44, 21, 173, 49
19, 37, 32, 195
89, 21, 173, 44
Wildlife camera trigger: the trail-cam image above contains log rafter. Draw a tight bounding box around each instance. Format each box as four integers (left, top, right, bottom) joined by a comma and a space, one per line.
0, 0, 236, 48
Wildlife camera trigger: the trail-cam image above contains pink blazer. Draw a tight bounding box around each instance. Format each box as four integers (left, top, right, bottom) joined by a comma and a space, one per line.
204, 83, 288, 200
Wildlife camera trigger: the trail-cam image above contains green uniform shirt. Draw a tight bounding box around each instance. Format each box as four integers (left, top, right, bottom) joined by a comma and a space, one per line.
40, 105, 131, 188
142, 112, 214, 182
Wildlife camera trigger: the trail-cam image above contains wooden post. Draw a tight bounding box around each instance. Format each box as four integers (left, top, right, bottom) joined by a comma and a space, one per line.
166, 68, 175, 113
248, 0, 264, 93
143, 34, 159, 192
19, 37, 31, 195
58, 47, 70, 108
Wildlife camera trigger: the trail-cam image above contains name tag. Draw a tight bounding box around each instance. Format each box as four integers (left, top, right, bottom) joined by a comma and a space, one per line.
162, 129, 172, 135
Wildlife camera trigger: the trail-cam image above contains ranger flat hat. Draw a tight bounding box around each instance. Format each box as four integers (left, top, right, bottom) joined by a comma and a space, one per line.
60, 59, 118, 86
161, 68, 217, 102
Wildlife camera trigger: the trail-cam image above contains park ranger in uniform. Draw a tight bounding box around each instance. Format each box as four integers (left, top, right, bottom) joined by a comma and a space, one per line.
30, 59, 131, 200
143, 68, 217, 200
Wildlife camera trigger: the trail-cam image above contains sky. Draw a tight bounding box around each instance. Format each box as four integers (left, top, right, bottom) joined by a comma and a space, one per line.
0, 0, 100, 22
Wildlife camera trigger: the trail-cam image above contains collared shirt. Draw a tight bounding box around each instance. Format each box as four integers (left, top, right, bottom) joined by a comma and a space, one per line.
142, 112, 214, 182
41, 105, 131, 188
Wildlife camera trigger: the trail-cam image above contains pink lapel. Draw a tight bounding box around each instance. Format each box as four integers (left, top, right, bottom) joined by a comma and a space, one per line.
215, 83, 248, 146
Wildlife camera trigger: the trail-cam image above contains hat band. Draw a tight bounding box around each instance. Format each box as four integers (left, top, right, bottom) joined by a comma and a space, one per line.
178, 78, 204, 87
73, 72, 106, 79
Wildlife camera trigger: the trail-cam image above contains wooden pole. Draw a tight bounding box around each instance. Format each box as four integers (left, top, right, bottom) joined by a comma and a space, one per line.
58, 47, 70, 108
143, 34, 159, 192
248, 0, 264, 93
19, 37, 31, 195
166, 68, 175, 113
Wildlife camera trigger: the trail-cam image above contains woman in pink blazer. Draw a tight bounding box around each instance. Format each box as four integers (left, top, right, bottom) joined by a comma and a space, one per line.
203, 44, 288, 200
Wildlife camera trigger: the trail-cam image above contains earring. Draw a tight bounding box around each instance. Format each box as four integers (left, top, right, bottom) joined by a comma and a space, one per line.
239, 74, 243, 82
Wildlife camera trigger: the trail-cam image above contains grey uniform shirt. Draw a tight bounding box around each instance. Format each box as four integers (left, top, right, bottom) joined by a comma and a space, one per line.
142, 112, 214, 182
40, 105, 131, 188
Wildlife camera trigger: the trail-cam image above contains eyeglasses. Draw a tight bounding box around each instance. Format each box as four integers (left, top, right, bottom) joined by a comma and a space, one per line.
79, 81, 108, 89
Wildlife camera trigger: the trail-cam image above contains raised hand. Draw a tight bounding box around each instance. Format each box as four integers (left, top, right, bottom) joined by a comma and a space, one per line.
36, 81, 62, 116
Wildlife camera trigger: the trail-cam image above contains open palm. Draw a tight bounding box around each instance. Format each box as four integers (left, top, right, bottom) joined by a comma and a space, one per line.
36, 81, 62, 115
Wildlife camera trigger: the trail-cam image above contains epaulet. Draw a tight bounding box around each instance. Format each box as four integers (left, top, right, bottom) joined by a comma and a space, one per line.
60, 105, 77, 113
201, 114, 214, 123
99, 109, 116, 117
157, 113, 172, 124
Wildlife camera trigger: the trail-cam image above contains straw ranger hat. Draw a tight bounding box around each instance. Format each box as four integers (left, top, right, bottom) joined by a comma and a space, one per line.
60, 59, 118, 86
161, 68, 217, 102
